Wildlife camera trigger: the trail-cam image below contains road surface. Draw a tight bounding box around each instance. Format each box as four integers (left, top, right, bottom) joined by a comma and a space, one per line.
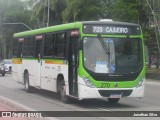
0, 74, 160, 120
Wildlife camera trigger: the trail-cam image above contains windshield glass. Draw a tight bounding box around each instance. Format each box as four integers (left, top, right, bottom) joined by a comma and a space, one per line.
83, 37, 143, 74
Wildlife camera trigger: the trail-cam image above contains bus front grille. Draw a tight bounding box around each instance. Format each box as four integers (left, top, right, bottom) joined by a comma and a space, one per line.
98, 90, 133, 97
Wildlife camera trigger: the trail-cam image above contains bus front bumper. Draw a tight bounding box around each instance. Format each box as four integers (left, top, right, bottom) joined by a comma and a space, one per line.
78, 83, 144, 100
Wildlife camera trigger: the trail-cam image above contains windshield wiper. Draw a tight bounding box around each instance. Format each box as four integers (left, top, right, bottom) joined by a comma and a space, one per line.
97, 35, 110, 55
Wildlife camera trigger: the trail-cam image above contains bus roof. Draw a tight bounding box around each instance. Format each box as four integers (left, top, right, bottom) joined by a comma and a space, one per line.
13, 21, 140, 38
13, 22, 81, 38
82, 21, 139, 26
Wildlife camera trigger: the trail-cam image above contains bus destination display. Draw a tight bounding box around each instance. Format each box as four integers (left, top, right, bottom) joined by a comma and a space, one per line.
83, 25, 141, 35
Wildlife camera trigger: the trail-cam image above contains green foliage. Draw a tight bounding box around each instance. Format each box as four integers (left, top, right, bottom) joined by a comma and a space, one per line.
24, 0, 66, 26
0, 0, 35, 59
0, 0, 160, 59
62, 0, 102, 23
142, 26, 156, 45
107, 0, 139, 22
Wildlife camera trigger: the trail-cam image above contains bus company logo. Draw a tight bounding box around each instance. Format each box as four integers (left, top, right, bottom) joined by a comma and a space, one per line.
114, 83, 118, 88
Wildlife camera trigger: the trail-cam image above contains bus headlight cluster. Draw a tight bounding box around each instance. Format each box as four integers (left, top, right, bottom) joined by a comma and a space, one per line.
82, 76, 95, 88
136, 76, 145, 88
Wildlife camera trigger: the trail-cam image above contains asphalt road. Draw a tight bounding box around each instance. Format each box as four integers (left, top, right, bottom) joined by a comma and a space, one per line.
0, 74, 160, 120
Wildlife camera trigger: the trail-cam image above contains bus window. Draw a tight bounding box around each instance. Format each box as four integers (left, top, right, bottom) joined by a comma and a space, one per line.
23, 37, 34, 57
12, 39, 19, 57
13, 38, 24, 58
44, 34, 55, 57
55, 33, 67, 57
17, 41, 24, 58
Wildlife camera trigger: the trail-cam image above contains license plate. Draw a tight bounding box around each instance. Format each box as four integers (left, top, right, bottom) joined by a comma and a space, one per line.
110, 94, 122, 98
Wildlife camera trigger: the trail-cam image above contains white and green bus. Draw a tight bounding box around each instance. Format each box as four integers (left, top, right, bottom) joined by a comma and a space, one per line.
12, 20, 145, 103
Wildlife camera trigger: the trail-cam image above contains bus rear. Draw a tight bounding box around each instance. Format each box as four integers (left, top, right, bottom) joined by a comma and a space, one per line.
77, 21, 145, 103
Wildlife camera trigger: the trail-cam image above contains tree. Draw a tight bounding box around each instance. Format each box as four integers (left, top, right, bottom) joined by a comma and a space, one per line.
0, 0, 35, 59
62, 0, 102, 23
1, 0, 160, 63
23, 0, 66, 27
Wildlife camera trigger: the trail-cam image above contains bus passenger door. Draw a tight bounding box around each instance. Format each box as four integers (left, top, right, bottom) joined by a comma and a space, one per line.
34, 38, 42, 87
68, 37, 78, 96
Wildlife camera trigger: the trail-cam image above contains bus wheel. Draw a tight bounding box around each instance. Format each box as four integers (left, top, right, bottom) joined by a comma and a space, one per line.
24, 73, 32, 93
107, 98, 120, 104
60, 81, 70, 103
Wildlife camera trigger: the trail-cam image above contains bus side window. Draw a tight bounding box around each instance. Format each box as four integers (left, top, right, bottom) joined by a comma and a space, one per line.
13, 38, 24, 58
12, 38, 19, 57
23, 37, 34, 57
44, 34, 55, 57
55, 33, 67, 58
17, 41, 24, 58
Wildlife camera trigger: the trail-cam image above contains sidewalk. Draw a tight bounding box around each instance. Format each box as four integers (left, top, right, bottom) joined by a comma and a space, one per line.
0, 104, 30, 120
0, 96, 53, 120
145, 78, 160, 87
146, 78, 160, 83
146, 67, 160, 81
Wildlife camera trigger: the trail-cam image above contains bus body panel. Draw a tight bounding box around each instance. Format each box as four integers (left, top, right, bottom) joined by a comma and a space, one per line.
78, 84, 144, 99
12, 63, 18, 81
77, 76, 144, 100
12, 21, 145, 102
40, 60, 68, 92
40, 60, 56, 91
18, 64, 23, 83
12, 58, 23, 83
22, 59, 69, 92
22, 59, 37, 86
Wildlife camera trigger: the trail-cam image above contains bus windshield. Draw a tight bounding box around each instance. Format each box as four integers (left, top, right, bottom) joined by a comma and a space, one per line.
83, 37, 143, 74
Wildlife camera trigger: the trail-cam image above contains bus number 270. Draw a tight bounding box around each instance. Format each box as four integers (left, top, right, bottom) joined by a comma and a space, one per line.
101, 83, 110, 88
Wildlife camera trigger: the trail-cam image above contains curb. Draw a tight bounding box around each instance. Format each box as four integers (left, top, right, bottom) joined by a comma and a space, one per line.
0, 96, 57, 120
145, 79, 160, 86
145, 81, 160, 86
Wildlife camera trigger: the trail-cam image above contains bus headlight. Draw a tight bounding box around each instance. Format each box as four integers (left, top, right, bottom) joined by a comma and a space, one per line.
136, 76, 145, 88
82, 76, 95, 88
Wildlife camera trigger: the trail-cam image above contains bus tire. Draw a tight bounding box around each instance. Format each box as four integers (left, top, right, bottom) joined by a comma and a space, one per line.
60, 81, 70, 103
24, 73, 32, 93
107, 98, 120, 104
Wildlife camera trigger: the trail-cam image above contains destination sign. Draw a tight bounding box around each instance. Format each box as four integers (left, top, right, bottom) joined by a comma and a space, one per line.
83, 25, 141, 35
